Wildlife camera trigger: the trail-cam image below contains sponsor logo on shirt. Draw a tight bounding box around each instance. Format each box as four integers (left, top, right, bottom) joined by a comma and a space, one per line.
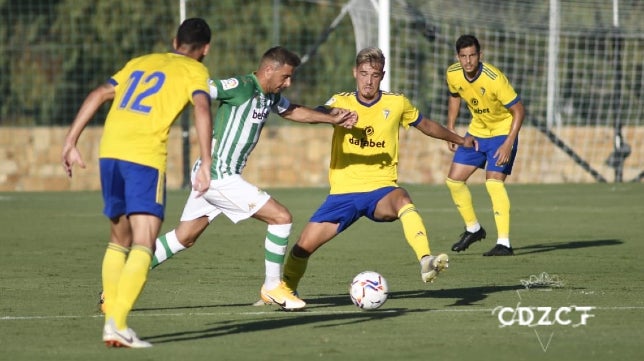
252, 109, 270, 120
349, 137, 386, 148
470, 98, 490, 114
349, 126, 385, 148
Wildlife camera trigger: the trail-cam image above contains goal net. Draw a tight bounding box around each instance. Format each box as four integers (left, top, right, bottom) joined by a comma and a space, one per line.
345, 0, 643, 183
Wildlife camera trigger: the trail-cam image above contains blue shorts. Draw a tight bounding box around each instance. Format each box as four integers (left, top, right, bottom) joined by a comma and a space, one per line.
99, 158, 166, 220
453, 134, 518, 174
309, 187, 398, 233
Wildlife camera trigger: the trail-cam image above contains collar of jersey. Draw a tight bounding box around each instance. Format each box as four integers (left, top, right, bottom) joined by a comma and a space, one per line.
354, 90, 382, 107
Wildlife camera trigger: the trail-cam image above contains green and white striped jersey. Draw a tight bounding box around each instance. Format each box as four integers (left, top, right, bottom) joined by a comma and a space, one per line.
208, 74, 290, 179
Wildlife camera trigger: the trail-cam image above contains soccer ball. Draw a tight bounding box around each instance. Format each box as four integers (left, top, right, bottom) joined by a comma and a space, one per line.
349, 271, 388, 310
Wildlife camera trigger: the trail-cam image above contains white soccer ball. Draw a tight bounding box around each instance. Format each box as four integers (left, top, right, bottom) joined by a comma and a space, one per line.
349, 271, 388, 310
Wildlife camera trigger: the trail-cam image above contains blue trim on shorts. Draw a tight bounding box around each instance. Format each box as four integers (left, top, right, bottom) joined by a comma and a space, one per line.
99, 158, 166, 220
309, 186, 398, 233
453, 134, 518, 174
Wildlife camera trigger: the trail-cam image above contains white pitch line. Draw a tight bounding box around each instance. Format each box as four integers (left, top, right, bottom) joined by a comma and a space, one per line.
2, 306, 643, 321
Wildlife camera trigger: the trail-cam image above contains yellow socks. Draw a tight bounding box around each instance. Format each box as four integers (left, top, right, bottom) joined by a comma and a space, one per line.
101, 243, 129, 317
108, 245, 152, 330
398, 203, 430, 260
485, 179, 510, 239
446, 178, 479, 228
282, 248, 308, 292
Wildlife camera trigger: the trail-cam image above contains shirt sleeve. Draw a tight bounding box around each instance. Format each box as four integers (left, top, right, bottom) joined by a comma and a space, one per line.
400, 95, 421, 129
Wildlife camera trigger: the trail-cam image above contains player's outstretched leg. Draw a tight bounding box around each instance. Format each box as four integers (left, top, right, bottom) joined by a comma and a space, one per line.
151, 230, 186, 268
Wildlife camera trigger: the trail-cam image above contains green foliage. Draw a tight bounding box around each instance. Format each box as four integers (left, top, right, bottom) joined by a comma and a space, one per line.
0, 0, 641, 126
0, 0, 358, 125
0, 0, 177, 125
50, 0, 176, 125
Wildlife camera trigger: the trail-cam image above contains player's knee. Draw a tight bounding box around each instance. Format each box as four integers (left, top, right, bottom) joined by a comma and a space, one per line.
175, 220, 206, 248
180, 237, 197, 248
446, 177, 465, 191
258, 199, 293, 224
291, 243, 311, 258
269, 206, 292, 224
277, 211, 293, 224
382, 188, 412, 217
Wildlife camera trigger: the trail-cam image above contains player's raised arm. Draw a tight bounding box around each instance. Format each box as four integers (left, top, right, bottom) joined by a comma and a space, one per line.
280, 104, 357, 128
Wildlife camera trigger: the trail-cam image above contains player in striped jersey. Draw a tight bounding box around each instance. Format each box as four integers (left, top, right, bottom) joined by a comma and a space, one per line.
151, 46, 357, 310
445, 34, 526, 256
62, 18, 213, 348
281, 47, 476, 295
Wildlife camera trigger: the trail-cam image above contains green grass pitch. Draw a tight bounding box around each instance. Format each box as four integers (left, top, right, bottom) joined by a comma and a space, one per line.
1, 183, 643, 360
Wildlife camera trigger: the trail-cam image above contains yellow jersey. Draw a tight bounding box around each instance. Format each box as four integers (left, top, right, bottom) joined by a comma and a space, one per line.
324, 91, 421, 194
446, 62, 519, 137
99, 52, 210, 171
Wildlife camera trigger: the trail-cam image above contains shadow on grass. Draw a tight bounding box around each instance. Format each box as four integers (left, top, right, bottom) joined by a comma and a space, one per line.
135, 302, 259, 312
393, 285, 524, 306
302, 283, 524, 309
144, 307, 424, 344
142, 284, 524, 343
136, 283, 528, 315
515, 239, 622, 255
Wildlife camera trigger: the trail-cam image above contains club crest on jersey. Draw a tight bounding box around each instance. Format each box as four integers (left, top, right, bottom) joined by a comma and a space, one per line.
221, 78, 239, 90
480, 87, 486, 96
383, 109, 390, 119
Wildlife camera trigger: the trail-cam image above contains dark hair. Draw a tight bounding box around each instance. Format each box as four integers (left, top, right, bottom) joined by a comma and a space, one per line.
455, 34, 480, 53
176, 18, 211, 50
261, 46, 301, 68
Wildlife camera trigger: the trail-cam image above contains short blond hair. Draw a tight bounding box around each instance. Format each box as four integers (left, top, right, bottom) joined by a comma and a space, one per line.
355, 47, 385, 69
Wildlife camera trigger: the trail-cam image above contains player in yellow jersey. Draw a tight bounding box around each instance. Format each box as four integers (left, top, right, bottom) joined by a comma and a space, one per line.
282, 47, 475, 296
445, 34, 526, 256
61, 18, 213, 348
